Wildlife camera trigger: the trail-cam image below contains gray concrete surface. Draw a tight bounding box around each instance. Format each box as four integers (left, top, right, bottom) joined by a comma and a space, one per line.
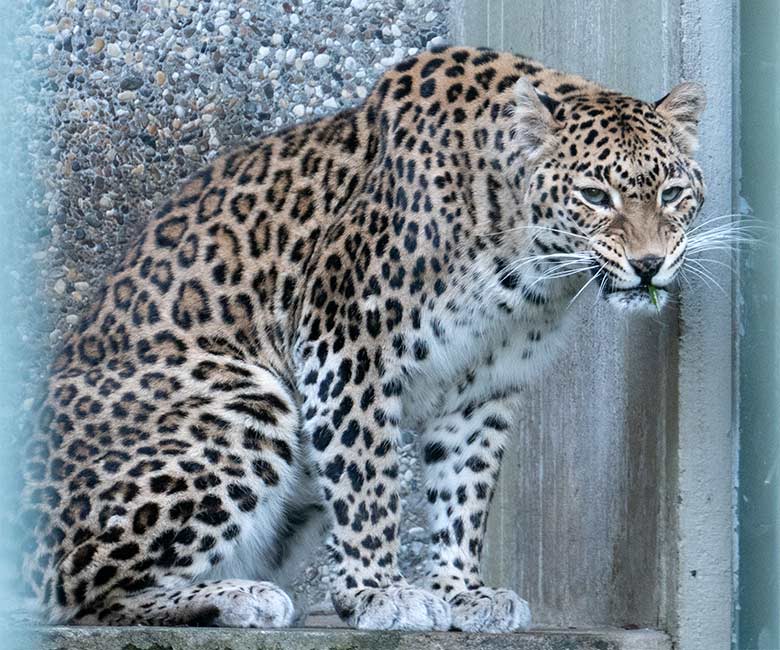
458, 1, 736, 645
32, 625, 671, 650
459, 0, 687, 629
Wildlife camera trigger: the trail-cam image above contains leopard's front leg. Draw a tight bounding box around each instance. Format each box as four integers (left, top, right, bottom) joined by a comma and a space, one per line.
421, 396, 531, 632
298, 344, 451, 631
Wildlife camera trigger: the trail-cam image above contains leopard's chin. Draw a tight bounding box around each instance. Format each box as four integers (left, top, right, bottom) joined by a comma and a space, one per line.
603, 286, 670, 313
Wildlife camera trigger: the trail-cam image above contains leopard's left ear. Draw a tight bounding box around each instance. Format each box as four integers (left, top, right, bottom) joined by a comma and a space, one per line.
654, 82, 706, 155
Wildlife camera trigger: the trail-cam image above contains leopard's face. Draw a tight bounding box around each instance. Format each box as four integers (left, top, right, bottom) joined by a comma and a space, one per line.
513, 80, 706, 312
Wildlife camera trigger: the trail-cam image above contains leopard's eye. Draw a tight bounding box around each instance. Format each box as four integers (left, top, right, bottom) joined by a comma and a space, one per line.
661, 186, 684, 204
580, 187, 611, 208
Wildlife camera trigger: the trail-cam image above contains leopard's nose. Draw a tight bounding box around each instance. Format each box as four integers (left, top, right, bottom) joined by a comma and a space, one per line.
628, 255, 665, 285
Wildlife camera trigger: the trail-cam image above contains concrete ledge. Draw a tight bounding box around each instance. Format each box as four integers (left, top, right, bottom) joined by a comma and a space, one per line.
30, 625, 671, 650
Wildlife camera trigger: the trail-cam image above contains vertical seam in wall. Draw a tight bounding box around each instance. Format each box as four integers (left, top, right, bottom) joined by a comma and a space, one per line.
500, 0, 504, 51
661, 1, 670, 86
679, 0, 702, 81
448, 0, 465, 46
730, 0, 742, 646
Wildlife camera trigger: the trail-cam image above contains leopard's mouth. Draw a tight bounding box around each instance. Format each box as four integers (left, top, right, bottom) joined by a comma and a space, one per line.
592, 269, 670, 310
602, 283, 670, 311
604, 284, 666, 298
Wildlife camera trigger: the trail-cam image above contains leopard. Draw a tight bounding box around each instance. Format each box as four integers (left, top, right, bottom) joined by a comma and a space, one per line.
21, 46, 705, 633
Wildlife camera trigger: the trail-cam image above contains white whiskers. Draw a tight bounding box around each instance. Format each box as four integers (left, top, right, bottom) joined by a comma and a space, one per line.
685, 213, 764, 256
679, 212, 770, 296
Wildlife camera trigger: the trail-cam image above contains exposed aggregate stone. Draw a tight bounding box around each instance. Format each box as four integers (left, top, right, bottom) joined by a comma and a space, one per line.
14, 0, 451, 617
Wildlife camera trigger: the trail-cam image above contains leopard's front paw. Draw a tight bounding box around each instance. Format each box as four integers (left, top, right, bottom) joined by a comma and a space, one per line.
449, 587, 531, 632
210, 582, 295, 628
334, 585, 451, 631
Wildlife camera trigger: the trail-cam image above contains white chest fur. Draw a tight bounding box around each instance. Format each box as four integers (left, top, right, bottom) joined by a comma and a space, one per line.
400, 292, 577, 427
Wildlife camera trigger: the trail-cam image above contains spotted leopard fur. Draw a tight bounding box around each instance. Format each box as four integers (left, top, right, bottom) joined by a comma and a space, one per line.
22, 46, 705, 632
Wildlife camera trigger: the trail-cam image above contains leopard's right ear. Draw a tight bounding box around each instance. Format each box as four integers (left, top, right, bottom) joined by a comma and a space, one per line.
654, 82, 706, 155
511, 78, 561, 161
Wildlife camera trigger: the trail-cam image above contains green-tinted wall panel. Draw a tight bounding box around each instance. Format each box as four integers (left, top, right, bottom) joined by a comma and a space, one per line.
738, 1, 780, 648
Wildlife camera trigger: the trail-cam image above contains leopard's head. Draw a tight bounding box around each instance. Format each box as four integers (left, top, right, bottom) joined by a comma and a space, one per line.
512, 79, 706, 312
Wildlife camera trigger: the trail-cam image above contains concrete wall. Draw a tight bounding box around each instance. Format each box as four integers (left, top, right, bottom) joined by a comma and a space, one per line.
14, 0, 735, 643
454, 1, 735, 645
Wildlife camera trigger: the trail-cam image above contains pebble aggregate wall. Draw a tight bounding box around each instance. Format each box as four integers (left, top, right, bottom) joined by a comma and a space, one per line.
11, 0, 451, 615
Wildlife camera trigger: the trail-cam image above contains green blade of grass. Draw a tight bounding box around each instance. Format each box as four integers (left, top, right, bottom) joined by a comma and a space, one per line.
648, 285, 660, 312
